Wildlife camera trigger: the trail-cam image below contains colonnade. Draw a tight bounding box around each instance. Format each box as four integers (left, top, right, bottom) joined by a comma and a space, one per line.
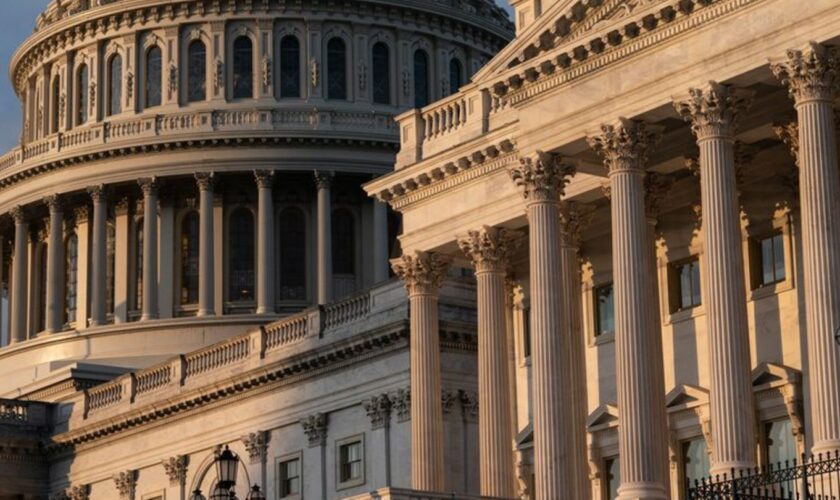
4, 170, 392, 344
392, 43, 840, 498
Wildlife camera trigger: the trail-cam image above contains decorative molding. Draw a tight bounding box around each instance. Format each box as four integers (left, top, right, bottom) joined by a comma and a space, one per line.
363, 393, 392, 429
301, 412, 328, 447
392, 387, 411, 422
458, 389, 478, 421
509, 151, 575, 203
113, 470, 136, 499
241, 430, 269, 464
138, 177, 160, 196
391, 251, 452, 296
162, 455, 188, 486
87, 184, 108, 203
194, 172, 215, 191
673, 81, 754, 139
313, 170, 334, 191
253, 170, 274, 189
771, 42, 840, 103
457, 225, 524, 274
587, 118, 661, 173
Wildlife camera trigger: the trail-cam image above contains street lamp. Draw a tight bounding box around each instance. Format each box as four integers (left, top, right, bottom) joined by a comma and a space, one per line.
188, 446, 266, 500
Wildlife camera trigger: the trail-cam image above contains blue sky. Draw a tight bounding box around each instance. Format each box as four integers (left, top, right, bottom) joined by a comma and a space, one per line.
0, 0, 512, 153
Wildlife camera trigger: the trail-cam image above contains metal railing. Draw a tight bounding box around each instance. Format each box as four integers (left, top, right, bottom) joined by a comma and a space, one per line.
689, 452, 840, 499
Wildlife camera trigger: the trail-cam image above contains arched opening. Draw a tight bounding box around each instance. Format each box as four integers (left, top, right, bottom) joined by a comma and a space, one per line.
77, 64, 89, 125
279, 207, 306, 301
232, 36, 254, 99
180, 212, 200, 306
145, 46, 163, 109
228, 208, 255, 304
327, 38, 347, 100
188, 40, 207, 102
280, 36, 301, 98
332, 208, 356, 298
51, 76, 61, 133
108, 54, 123, 116
449, 58, 463, 96
64, 233, 78, 325
372, 42, 390, 105
413, 49, 430, 108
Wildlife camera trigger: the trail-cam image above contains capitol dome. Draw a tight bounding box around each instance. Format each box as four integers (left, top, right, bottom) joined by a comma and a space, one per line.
0, 0, 512, 398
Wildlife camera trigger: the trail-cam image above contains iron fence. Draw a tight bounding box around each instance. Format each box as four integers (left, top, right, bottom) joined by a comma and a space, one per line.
689, 451, 840, 499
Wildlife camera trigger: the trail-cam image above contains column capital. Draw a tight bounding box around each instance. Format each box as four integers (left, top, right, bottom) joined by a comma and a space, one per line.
673, 82, 754, 139
72, 206, 90, 225
771, 42, 840, 103
457, 226, 524, 274
644, 173, 675, 220
301, 412, 328, 447
587, 118, 662, 173
161, 455, 188, 486
559, 201, 595, 247
112, 470, 136, 499
509, 151, 576, 204
87, 184, 108, 203
364, 393, 393, 429
241, 430, 269, 465
773, 121, 800, 167
114, 197, 131, 217
391, 250, 452, 296
43, 194, 63, 212
9, 206, 27, 225
254, 169, 275, 189
313, 170, 334, 190
194, 172, 216, 192
138, 177, 160, 196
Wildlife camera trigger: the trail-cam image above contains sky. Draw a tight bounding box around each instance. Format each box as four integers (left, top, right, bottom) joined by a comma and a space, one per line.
0, 0, 513, 153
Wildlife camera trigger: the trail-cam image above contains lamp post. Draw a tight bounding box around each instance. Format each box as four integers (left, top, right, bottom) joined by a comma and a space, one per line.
189, 446, 266, 500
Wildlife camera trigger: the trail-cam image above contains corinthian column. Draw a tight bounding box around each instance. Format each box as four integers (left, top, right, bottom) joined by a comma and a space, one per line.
559, 201, 595, 500
195, 173, 215, 316
772, 43, 840, 454
9, 206, 28, 343
314, 171, 333, 305
674, 82, 757, 473
254, 170, 275, 314
508, 153, 575, 498
458, 226, 522, 498
588, 119, 668, 499
138, 178, 159, 321
88, 185, 108, 327
44, 195, 64, 333
391, 251, 451, 492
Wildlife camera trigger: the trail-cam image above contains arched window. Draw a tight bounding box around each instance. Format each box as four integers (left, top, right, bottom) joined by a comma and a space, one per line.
448, 58, 463, 96
280, 36, 301, 98
77, 64, 89, 125
65, 234, 78, 325
279, 207, 306, 301
327, 38, 347, 100
228, 208, 255, 303
180, 212, 200, 305
108, 54, 123, 116
413, 49, 430, 108
134, 219, 143, 312
145, 46, 162, 109
36, 243, 48, 333
51, 76, 61, 133
372, 43, 390, 105
188, 40, 207, 102
332, 209, 355, 275
232, 36, 254, 99
106, 221, 116, 316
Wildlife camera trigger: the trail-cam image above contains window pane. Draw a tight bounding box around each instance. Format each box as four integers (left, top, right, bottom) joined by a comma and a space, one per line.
523, 308, 531, 357
37, 244, 47, 332
605, 458, 620, 500
280, 36, 301, 98
52, 77, 61, 132
761, 237, 775, 285
65, 234, 78, 324
414, 50, 429, 108
773, 233, 785, 282
332, 209, 355, 275
106, 222, 116, 315
596, 284, 615, 336
683, 439, 710, 492
136, 220, 144, 311
280, 207, 306, 300
77, 64, 89, 125
449, 58, 463, 96
327, 38, 347, 100
372, 43, 390, 105
233, 37, 253, 99
109, 55, 122, 116
146, 47, 162, 108
180, 212, 200, 305
188, 41, 207, 102
679, 263, 692, 309
228, 208, 255, 302
766, 420, 797, 466
691, 260, 701, 306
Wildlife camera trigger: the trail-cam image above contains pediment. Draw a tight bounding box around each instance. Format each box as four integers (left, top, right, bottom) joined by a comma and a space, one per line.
472, 0, 666, 84
752, 362, 800, 389
586, 403, 619, 430
665, 384, 709, 411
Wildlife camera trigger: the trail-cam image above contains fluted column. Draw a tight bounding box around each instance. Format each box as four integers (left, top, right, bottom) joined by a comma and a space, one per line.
588, 119, 668, 499
559, 201, 595, 500
373, 199, 390, 283
255, 170, 275, 314
675, 83, 756, 473
138, 178, 159, 321
315, 171, 333, 305
772, 43, 840, 454
88, 185, 108, 327
458, 226, 522, 498
195, 173, 215, 317
508, 153, 575, 498
391, 251, 451, 492
44, 195, 64, 333
10, 206, 28, 343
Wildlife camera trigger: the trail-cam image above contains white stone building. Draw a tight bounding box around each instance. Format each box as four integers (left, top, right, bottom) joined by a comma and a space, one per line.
0, 0, 512, 498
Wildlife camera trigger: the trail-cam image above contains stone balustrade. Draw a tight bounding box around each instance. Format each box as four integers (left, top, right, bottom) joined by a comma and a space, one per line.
0, 400, 29, 423
345, 487, 513, 500
323, 289, 372, 331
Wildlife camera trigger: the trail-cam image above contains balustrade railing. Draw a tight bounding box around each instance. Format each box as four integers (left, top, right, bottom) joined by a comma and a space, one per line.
324, 289, 371, 331
264, 314, 309, 351
134, 363, 173, 396
689, 452, 840, 500
185, 336, 250, 377
0, 400, 28, 422
87, 382, 123, 414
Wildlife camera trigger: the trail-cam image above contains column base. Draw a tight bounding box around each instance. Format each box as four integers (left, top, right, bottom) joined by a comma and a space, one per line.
617, 482, 668, 500
812, 440, 840, 456
140, 314, 158, 322
196, 309, 215, 317
256, 307, 274, 315
710, 460, 756, 477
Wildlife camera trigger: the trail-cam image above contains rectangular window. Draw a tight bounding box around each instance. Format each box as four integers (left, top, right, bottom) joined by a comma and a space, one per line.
595, 283, 615, 337
522, 307, 531, 358
682, 438, 710, 493
672, 257, 701, 312
339, 440, 363, 483
756, 232, 786, 287
765, 419, 796, 467
278, 456, 301, 498
604, 457, 620, 500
